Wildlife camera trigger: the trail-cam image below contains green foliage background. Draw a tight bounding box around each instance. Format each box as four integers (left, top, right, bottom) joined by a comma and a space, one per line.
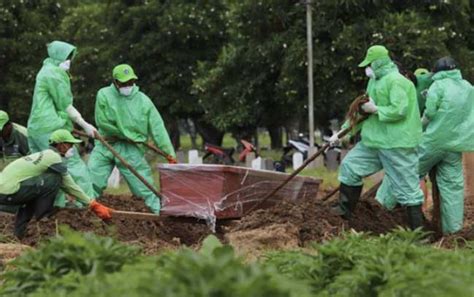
0, 0, 472, 146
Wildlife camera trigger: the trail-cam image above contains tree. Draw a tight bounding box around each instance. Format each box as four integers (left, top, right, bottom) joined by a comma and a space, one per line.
0, 0, 72, 123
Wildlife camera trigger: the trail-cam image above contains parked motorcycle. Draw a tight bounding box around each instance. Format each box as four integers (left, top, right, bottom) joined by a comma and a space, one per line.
279, 132, 342, 170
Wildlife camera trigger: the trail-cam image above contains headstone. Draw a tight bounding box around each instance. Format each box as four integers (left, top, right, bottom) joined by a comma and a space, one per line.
340, 149, 349, 161
264, 158, 275, 171
188, 150, 203, 164
313, 155, 324, 168
325, 150, 339, 171
107, 166, 121, 188
306, 146, 321, 169
176, 151, 186, 163
245, 152, 256, 168
252, 157, 263, 170
292, 152, 303, 170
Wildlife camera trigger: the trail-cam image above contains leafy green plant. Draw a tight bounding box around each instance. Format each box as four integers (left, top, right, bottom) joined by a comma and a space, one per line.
27, 235, 311, 297
1, 227, 140, 296
265, 229, 474, 297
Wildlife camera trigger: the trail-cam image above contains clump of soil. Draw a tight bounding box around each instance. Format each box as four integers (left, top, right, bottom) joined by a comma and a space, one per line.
226, 223, 300, 260
229, 190, 408, 247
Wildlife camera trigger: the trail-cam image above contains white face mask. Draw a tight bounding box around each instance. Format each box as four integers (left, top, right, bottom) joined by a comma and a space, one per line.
59, 59, 71, 71
119, 85, 134, 96
365, 66, 375, 79
64, 147, 75, 159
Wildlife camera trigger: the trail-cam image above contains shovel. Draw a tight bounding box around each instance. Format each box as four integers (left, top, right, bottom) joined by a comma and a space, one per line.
243, 115, 367, 217
73, 129, 177, 163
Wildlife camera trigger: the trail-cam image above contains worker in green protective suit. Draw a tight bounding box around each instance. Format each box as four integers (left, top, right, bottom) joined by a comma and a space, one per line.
418, 57, 474, 234
413, 68, 434, 116
88, 64, 176, 214
329, 45, 425, 229
375, 67, 434, 209
0, 110, 29, 159
27, 41, 96, 206
0, 129, 112, 238
377, 57, 474, 234
0, 111, 29, 213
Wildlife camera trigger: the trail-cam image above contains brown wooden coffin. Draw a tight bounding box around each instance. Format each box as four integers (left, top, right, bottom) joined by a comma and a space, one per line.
158, 164, 321, 221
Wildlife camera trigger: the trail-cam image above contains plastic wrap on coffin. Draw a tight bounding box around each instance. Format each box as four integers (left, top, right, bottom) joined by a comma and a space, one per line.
158, 164, 321, 222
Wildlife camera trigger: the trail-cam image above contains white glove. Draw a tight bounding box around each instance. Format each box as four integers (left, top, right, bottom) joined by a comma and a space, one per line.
82, 122, 97, 137
66, 105, 97, 137
361, 98, 378, 114
328, 133, 340, 146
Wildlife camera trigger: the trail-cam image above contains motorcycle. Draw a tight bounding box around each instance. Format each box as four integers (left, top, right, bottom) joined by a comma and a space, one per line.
279, 132, 342, 170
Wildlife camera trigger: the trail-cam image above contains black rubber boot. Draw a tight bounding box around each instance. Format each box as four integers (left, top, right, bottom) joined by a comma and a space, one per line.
331, 183, 363, 219
406, 205, 424, 230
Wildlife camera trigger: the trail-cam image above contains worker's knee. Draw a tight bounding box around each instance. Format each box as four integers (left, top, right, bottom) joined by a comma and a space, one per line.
338, 160, 363, 186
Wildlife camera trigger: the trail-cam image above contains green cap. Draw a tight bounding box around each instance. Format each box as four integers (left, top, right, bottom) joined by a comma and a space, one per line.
414, 68, 430, 76
113, 64, 138, 83
0, 110, 9, 131
49, 129, 82, 144
358, 45, 389, 67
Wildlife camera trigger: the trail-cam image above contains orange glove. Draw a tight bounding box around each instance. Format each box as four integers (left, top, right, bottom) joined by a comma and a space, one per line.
167, 155, 178, 164
89, 200, 112, 220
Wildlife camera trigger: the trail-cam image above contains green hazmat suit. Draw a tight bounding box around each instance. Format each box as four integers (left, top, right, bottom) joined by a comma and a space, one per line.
26, 41, 94, 206
339, 57, 424, 207
88, 84, 176, 214
415, 72, 433, 115
376, 69, 473, 234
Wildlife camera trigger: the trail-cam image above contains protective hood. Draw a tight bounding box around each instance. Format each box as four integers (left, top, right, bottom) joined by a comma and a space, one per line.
371, 57, 397, 80
423, 69, 474, 152
432, 69, 462, 82
45, 41, 76, 66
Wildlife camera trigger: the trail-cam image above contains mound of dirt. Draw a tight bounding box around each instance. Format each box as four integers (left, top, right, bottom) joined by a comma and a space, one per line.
0, 194, 214, 254
229, 190, 408, 247
0, 189, 471, 254
0, 243, 30, 265
226, 223, 300, 260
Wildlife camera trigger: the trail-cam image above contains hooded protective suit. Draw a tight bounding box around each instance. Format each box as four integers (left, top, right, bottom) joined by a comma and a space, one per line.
339, 56, 424, 209
377, 69, 473, 234
88, 81, 176, 214
26, 41, 94, 205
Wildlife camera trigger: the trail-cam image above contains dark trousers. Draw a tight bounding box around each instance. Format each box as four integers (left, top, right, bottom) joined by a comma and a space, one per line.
0, 172, 61, 238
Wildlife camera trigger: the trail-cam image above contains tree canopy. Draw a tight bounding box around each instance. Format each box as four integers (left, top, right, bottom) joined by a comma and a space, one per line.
0, 0, 472, 147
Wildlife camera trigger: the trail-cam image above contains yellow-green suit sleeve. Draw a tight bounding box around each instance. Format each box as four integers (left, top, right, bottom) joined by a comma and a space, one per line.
60, 173, 92, 205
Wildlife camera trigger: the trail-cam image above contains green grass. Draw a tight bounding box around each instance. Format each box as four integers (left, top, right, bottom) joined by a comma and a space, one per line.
295, 167, 340, 190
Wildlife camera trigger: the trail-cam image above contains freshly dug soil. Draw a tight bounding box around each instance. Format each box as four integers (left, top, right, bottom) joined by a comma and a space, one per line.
229, 189, 408, 247
0, 189, 472, 254
0, 194, 213, 254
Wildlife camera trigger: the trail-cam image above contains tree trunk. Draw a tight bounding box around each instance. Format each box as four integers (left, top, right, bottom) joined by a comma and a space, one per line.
268, 126, 283, 149
194, 119, 224, 146
183, 119, 198, 149
167, 118, 180, 150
